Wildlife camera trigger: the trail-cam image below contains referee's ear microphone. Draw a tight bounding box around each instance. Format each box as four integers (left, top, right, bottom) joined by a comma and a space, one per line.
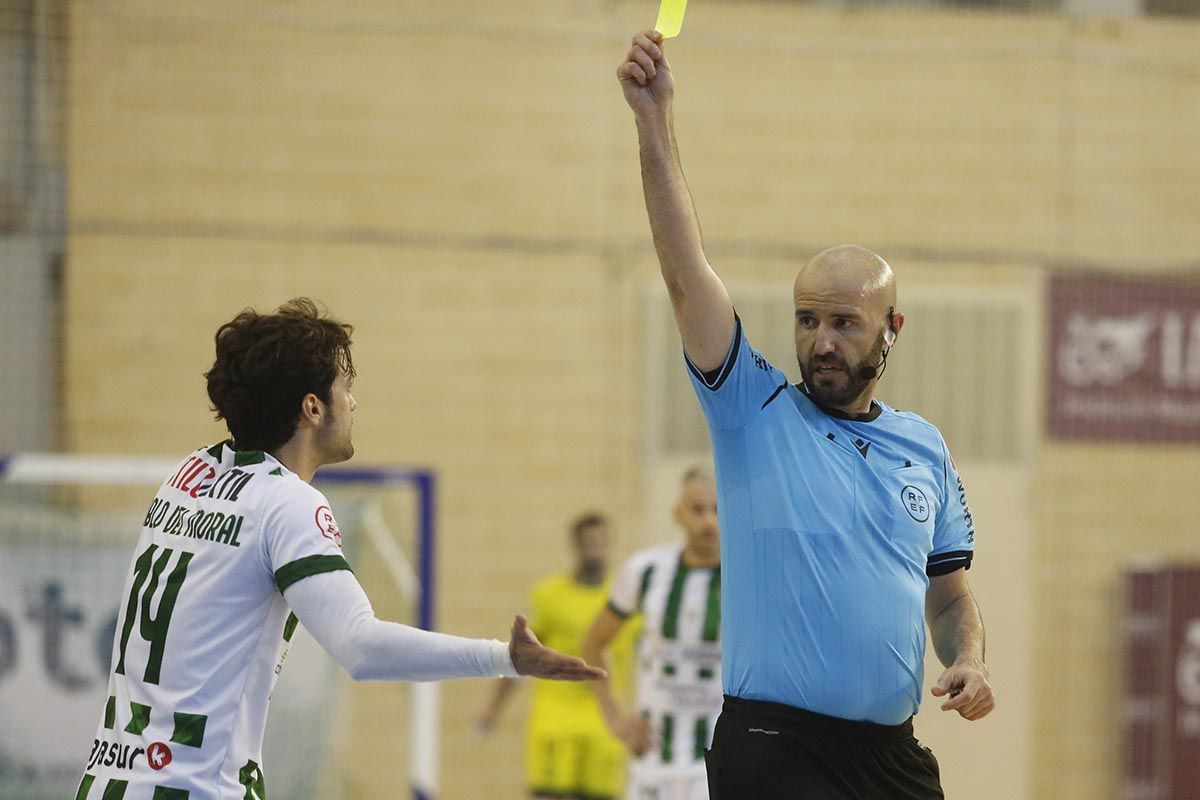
883, 307, 897, 348
857, 308, 898, 383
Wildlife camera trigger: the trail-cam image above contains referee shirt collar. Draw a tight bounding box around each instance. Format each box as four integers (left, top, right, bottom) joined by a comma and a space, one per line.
797, 383, 883, 423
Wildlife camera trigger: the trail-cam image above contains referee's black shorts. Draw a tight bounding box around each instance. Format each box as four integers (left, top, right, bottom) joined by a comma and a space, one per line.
704, 696, 944, 800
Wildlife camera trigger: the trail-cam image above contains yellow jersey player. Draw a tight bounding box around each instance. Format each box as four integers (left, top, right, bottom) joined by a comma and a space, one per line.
478, 513, 639, 800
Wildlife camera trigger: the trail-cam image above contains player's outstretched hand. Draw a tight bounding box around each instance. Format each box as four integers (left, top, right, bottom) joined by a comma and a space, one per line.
617, 30, 674, 116
931, 662, 996, 721
508, 614, 607, 681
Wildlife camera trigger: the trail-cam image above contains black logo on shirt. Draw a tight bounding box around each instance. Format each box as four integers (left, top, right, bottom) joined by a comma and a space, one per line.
901, 486, 930, 523
86, 739, 145, 771
853, 438, 871, 459
956, 475, 975, 542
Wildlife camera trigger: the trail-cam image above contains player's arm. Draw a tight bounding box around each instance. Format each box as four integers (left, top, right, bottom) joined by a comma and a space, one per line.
925, 569, 995, 721
580, 606, 627, 722
284, 571, 605, 682
476, 677, 520, 738
267, 484, 602, 683
619, 29, 735, 372
582, 606, 652, 755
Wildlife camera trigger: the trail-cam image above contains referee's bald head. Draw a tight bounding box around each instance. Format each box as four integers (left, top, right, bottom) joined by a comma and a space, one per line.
793, 244, 897, 321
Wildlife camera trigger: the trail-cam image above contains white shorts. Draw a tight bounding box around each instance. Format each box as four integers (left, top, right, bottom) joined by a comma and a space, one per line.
626, 762, 709, 800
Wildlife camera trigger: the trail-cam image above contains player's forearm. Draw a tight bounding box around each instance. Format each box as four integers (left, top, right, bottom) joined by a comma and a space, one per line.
346, 616, 516, 682
590, 669, 624, 724
581, 627, 606, 673
482, 677, 519, 718
286, 570, 517, 681
589, 672, 633, 740
583, 657, 624, 719
581, 622, 623, 724
635, 110, 710, 297
928, 588, 987, 670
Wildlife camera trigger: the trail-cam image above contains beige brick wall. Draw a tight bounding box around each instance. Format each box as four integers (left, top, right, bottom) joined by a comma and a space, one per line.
64, 2, 1200, 798
1033, 445, 1200, 799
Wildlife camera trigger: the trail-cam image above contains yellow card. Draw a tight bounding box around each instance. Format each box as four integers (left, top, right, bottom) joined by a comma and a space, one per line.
655, 0, 688, 39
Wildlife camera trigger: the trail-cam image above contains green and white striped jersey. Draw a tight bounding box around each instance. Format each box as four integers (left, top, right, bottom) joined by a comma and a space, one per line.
608, 544, 723, 769
78, 442, 351, 800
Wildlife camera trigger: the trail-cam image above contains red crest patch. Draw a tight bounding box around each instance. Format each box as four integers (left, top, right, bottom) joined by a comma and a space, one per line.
147, 742, 173, 771
315, 505, 342, 548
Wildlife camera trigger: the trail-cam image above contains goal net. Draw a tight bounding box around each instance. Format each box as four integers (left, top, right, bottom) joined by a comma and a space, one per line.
0, 454, 439, 800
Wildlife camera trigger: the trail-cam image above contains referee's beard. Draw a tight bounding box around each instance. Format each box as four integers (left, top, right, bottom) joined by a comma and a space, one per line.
798, 331, 885, 411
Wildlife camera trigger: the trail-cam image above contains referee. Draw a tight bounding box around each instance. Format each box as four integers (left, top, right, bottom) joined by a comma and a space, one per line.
617, 30, 996, 799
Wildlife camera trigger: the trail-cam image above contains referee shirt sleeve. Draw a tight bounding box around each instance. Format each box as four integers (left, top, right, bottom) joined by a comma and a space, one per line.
260, 479, 353, 590
927, 438, 976, 577
685, 315, 790, 430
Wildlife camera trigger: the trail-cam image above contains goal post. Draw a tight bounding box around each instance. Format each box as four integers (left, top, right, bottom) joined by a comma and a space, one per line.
316, 464, 441, 800
0, 453, 440, 800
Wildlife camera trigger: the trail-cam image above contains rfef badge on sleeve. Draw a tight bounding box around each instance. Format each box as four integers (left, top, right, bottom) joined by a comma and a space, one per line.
315, 504, 342, 548
655, 0, 688, 38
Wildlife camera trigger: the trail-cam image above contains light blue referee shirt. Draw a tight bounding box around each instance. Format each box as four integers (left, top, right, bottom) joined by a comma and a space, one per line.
688, 317, 975, 725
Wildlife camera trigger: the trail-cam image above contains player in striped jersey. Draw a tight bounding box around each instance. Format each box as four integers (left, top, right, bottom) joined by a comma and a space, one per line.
77, 299, 603, 800
583, 469, 722, 800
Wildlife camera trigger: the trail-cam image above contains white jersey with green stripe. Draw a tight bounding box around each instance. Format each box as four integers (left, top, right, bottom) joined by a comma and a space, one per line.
78, 442, 352, 800
609, 544, 723, 770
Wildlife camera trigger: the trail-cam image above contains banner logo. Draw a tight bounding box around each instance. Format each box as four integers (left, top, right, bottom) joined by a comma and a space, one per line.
1048, 274, 1200, 443
1057, 313, 1157, 387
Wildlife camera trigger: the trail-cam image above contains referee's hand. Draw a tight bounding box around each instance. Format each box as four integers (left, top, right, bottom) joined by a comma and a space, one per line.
618, 30, 674, 117
931, 662, 996, 721
508, 614, 608, 681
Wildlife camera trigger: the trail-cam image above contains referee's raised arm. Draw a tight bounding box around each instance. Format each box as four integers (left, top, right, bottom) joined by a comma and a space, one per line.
618, 29, 735, 372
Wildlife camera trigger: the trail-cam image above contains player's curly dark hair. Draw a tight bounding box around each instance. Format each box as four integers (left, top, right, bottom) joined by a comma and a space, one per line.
204, 298, 355, 453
